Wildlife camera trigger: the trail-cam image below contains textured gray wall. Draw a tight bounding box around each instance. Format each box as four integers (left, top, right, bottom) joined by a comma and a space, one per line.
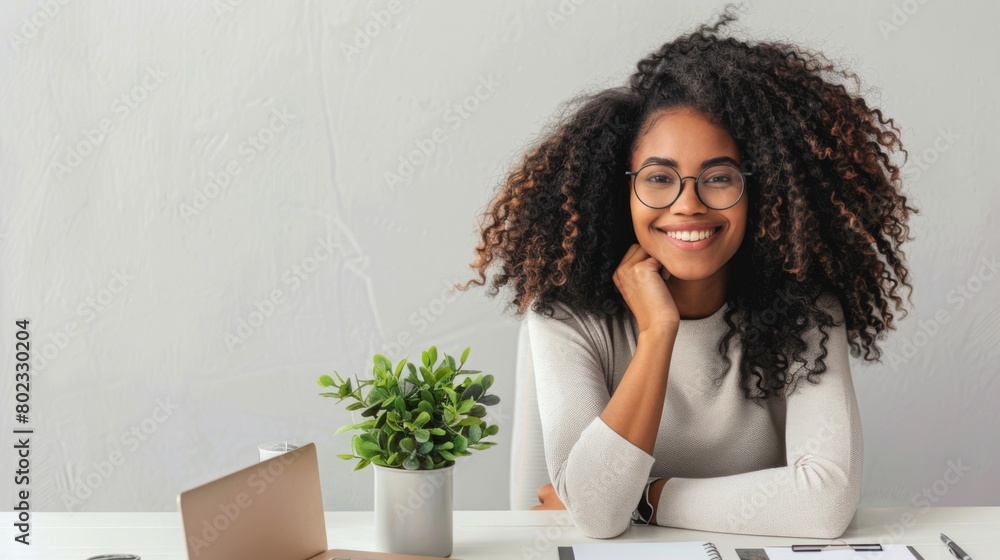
1, 0, 997, 513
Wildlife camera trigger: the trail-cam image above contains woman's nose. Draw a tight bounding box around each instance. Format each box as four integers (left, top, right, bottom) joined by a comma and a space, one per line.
669, 178, 708, 214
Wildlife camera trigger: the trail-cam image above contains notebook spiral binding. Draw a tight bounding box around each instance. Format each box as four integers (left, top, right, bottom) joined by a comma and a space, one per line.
703, 542, 722, 560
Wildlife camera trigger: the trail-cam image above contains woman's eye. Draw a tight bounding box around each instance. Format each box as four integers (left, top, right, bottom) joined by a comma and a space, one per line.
705, 175, 731, 183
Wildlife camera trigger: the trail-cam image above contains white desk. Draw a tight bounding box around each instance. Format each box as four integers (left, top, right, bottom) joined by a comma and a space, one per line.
1, 508, 996, 559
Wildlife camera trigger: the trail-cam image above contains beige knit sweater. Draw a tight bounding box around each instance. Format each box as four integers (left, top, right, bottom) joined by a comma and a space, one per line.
525, 293, 862, 539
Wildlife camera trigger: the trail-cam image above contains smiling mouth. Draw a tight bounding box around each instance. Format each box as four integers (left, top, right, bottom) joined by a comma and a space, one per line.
661, 226, 722, 242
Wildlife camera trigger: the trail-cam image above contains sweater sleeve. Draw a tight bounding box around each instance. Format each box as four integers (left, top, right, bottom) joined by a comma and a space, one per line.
526, 302, 656, 539
654, 294, 863, 538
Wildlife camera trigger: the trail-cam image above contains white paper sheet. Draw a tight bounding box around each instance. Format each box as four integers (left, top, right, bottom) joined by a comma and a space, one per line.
762, 544, 918, 560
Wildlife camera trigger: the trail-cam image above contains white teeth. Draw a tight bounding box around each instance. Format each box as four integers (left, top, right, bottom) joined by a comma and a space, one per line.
665, 228, 716, 241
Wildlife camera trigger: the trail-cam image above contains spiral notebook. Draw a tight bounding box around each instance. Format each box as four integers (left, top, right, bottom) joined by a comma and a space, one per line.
557, 541, 721, 559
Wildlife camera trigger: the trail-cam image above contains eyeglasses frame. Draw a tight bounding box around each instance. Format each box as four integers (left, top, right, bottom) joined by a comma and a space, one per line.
624, 162, 752, 210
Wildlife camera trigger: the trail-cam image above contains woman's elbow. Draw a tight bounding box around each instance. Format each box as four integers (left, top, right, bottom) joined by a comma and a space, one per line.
572, 511, 632, 539
796, 483, 860, 538
563, 498, 633, 539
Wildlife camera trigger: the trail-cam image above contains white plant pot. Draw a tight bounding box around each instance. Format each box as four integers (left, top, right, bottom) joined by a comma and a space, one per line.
374, 463, 454, 557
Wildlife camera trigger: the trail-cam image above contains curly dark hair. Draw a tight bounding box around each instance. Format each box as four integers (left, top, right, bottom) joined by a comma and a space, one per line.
455, 5, 917, 399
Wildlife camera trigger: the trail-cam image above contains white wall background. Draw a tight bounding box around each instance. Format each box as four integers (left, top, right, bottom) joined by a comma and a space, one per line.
1, 0, 997, 514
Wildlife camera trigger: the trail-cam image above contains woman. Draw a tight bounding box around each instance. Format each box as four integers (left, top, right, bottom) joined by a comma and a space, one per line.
457, 7, 915, 539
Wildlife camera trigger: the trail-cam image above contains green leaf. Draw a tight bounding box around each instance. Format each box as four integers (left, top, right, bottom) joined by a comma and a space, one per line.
439, 449, 456, 461
427, 346, 437, 367
418, 440, 433, 454
415, 428, 430, 443
479, 394, 501, 406
443, 409, 456, 424
394, 358, 407, 376
353, 458, 371, 471
374, 414, 387, 430
412, 411, 431, 429
345, 401, 366, 411
421, 350, 431, 368
403, 456, 420, 470
468, 404, 487, 418
481, 373, 493, 390
394, 395, 406, 414
436, 441, 454, 450
461, 384, 484, 402
318, 392, 340, 398
335, 420, 374, 435
468, 424, 482, 443
374, 353, 392, 372
357, 441, 382, 460
418, 400, 434, 415
433, 366, 454, 383
470, 442, 496, 451
461, 346, 471, 363
336, 453, 355, 460
423, 455, 434, 469
399, 437, 415, 452
429, 427, 446, 436
361, 403, 381, 417
485, 424, 499, 436
456, 399, 475, 415
453, 434, 468, 454
458, 417, 482, 427
318, 374, 335, 387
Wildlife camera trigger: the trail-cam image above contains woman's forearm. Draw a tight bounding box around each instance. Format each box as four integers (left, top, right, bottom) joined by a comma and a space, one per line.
598, 324, 678, 455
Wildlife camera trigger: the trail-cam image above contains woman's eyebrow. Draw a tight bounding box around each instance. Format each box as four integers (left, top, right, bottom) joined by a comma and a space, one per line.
639, 155, 741, 168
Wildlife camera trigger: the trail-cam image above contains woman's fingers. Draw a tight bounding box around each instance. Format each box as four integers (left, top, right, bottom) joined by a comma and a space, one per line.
533, 483, 566, 510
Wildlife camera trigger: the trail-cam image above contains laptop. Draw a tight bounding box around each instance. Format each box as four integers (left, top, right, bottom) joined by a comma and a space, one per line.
177, 442, 451, 560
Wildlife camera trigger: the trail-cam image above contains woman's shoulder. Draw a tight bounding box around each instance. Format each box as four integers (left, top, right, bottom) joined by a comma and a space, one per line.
814, 290, 847, 326
525, 298, 622, 351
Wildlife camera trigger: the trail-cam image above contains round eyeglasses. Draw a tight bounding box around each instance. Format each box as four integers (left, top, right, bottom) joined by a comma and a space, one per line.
625, 163, 751, 210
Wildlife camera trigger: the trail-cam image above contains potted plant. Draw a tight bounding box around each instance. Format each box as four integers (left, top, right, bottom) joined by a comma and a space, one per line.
317, 345, 501, 557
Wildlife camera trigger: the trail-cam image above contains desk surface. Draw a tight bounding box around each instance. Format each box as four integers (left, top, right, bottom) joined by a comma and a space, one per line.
1, 508, 996, 559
